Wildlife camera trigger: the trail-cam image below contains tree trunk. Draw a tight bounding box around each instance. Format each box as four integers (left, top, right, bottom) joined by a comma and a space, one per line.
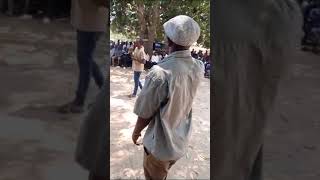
144, 1, 160, 56
135, 0, 160, 57
136, 1, 146, 39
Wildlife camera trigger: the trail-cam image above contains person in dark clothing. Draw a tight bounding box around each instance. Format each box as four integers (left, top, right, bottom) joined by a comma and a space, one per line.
204, 54, 211, 78
58, 0, 107, 114
191, 48, 195, 55
2, 0, 30, 16
192, 51, 198, 59
113, 42, 123, 67
75, 84, 107, 180
302, 1, 320, 50
59, 31, 104, 113
41, 0, 58, 23
197, 50, 203, 60
118, 42, 126, 67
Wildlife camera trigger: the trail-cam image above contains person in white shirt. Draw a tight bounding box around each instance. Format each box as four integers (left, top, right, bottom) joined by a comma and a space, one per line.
126, 42, 131, 50
150, 52, 160, 63
144, 53, 150, 62
122, 42, 128, 52
128, 38, 146, 98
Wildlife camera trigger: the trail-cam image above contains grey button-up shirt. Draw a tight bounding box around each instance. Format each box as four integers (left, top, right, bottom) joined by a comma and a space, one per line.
134, 50, 204, 161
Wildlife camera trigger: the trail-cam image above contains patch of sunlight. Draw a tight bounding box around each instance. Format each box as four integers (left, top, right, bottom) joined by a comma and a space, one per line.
113, 149, 129, 158
119, 127, 135, 140
111, 77, 130, 83
122, 168, 144, 178
110, 149, 136, 167
122, 112, 137, 123
110, 97, 132, 109
110, 90, 133, 98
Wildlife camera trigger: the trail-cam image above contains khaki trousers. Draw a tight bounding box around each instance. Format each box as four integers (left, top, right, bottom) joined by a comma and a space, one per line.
143, 147, 176, 180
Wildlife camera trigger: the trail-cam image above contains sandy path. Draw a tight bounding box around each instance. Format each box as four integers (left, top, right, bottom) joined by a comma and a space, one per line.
0, 16, 106, 180
110, 67, 211, 179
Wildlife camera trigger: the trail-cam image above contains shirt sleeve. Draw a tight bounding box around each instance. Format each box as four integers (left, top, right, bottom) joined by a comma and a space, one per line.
140, 50, 145, 60
133, 69, 168, 119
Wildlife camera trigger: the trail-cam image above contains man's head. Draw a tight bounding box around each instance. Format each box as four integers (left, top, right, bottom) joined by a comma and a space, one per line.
163, 15, 200, 53
136, 38, 144, 49
166, 37, 189, 52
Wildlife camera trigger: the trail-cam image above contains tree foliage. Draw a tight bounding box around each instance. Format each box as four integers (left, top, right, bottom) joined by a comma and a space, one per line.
111, 0, 210, 48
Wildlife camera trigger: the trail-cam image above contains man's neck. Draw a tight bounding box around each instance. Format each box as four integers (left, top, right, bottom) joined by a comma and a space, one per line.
170, 48, 189, 54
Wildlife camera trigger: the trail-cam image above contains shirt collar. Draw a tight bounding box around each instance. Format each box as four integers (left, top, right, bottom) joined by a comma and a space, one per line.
168, 50, 191, 58
159, 50, 191, 63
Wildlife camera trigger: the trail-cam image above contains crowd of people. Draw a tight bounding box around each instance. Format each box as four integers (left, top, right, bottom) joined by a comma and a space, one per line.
110, 39, 211, 78
300, 0, 320, 53
0, 0, 70, 23
110, 39, 168, 69
191, 49, 211, 78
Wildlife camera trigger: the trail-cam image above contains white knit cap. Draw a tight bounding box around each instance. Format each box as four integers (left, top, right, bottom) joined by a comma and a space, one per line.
163, 15, 201, 47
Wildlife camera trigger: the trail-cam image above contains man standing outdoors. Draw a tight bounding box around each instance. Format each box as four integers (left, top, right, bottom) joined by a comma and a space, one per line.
128, 38, 145, 98
131, 15, 204, 179
59, 0, 107, 113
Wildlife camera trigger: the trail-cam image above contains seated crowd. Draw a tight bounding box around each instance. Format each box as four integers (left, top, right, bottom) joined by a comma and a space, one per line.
191, 49, 211, 78
110, 39, 168, 69
110, 39, 211, 78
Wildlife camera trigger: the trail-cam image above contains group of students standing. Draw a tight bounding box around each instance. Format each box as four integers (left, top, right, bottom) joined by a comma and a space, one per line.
191, 49, 211, 78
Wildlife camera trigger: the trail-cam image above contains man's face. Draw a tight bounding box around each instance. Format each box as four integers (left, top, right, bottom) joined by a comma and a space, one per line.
136, 40, 142, 48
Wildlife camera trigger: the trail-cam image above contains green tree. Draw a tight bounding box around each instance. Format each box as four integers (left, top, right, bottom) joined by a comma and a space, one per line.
111, 0, 210, 55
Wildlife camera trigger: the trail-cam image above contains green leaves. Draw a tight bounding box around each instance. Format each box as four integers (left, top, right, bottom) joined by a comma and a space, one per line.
111, 0, 210, 48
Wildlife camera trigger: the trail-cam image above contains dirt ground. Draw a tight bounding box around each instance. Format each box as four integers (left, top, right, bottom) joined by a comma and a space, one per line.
109, 67, 211, 179
263, 51, 320, 180
0, 15, 106, 180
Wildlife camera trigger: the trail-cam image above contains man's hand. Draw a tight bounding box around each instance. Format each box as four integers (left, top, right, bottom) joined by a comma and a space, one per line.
132, 56, 145, 64
132, 131, 142, 145
132, 117, 152, 146
137, 58, 146, 64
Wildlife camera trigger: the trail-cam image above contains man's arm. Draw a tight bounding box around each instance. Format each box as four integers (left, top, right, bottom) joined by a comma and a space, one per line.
133, 51, 146, 64
132, 57, 145, 64
132, 69, 168, 145
132, 117, 152, 145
